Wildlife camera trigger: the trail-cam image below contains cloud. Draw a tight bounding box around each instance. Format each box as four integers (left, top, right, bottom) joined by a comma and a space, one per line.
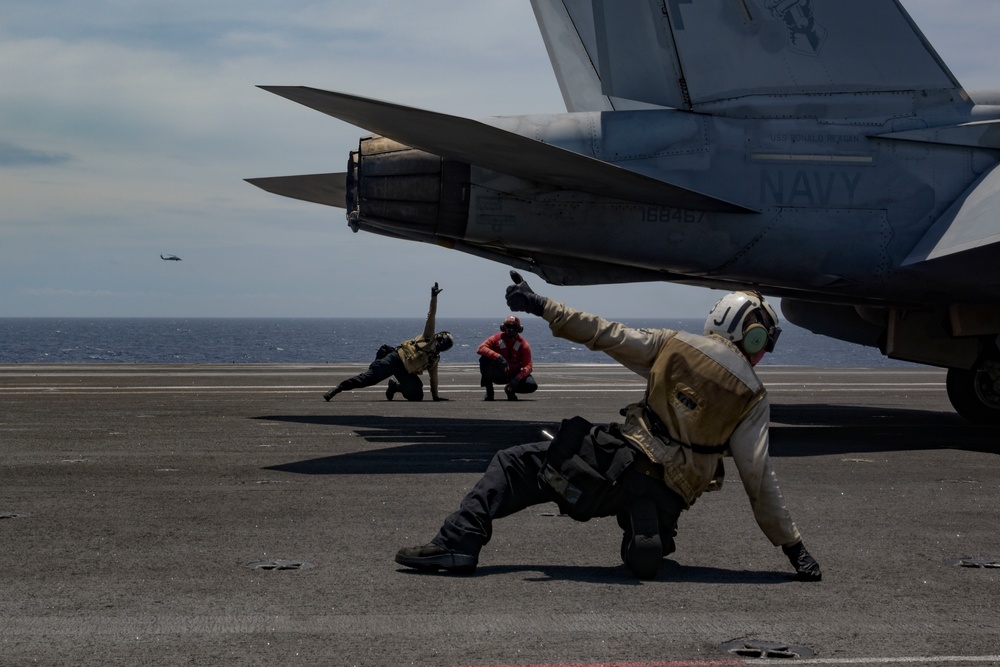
20, 287, 139, 299
0, 141, 71, 167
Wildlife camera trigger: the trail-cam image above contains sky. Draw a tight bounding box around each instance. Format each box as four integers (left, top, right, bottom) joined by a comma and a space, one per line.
2, 1, 1000, 320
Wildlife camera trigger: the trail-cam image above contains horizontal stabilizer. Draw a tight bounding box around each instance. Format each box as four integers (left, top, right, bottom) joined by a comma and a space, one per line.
258, 86, 754, 214
245, 172, 347, 208
903, 162, 1000, 265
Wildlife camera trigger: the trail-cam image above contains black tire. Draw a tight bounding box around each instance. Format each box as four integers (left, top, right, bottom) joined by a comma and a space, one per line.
946, 365, 1000, 424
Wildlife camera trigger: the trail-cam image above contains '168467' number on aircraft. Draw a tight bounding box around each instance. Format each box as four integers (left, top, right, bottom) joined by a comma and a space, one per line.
642, 207, 705, 224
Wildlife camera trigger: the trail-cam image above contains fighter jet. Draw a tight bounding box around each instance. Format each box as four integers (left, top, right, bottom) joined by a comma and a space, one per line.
160, 254, 182, 261
248, 0, 1000, 424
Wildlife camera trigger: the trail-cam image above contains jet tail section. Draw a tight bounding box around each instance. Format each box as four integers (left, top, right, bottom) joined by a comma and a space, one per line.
258, 86, 754, 213
532, 0, 968, 115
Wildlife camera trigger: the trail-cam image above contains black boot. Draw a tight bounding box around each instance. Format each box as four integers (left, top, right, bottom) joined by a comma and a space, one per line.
395, 542, 477, 574
385, 379, 399, 401
323, 387, 341, 401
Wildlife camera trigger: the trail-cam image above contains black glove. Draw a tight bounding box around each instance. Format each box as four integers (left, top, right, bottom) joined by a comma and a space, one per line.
505, 271, 545, 316
497, 356, 509, 369
431, 282, 443, 297
782, 541, 822, 581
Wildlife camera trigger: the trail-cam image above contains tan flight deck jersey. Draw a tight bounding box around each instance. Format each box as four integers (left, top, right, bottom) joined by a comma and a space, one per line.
543, 300, 801, 548
396, 289, 441, 396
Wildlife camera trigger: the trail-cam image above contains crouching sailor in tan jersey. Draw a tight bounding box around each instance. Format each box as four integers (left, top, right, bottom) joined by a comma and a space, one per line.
396, 273, 821, 581
323, 283, 453, 402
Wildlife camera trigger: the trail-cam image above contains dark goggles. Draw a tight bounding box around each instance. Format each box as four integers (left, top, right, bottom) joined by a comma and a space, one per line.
764, 325, 782, 353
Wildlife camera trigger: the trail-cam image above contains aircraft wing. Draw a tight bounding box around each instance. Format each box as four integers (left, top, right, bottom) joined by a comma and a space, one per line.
257, 86, 754, 214
246, 173, 347, 208
531, 0, 966, 112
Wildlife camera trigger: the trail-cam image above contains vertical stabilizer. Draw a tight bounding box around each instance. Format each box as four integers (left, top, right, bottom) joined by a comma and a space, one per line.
592, 0, 688, 108
531, 0, 968, 116
530, 0, 613, 112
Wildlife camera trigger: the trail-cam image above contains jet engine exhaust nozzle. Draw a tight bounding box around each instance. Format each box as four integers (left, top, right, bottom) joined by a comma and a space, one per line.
346, 136, 470, 239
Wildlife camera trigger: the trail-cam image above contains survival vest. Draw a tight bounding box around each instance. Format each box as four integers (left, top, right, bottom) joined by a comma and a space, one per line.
397, 337, 440, 374
617, 331, 766, 505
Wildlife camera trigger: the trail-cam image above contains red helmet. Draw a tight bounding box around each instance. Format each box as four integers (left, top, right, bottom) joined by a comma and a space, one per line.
502, 315, 523, 334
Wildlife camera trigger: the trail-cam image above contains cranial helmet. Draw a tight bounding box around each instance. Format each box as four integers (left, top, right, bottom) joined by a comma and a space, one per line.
501, 315, 523, 335
704, 291, 781, 356
435, 331, 454, 352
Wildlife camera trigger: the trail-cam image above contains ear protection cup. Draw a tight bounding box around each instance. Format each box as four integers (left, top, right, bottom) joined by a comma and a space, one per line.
741, 322, 769, 355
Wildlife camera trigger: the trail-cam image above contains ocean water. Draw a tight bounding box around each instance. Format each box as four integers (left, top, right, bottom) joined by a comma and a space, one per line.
0, 317, 911, 367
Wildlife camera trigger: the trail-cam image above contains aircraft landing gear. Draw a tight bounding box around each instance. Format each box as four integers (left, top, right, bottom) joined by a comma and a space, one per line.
946, 358, 1000, 424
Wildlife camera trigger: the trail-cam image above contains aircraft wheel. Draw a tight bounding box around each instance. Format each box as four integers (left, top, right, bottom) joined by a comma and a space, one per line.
946, 361, 1000, 424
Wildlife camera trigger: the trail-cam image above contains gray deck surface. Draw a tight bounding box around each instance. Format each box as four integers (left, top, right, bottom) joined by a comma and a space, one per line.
2, 363, 998, 666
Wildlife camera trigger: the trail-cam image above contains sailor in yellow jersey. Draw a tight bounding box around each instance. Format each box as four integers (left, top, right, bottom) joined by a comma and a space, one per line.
324, 283, 453, 402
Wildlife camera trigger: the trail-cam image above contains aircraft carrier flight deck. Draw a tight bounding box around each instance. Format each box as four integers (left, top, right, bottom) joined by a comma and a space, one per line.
2, 363, 998, 666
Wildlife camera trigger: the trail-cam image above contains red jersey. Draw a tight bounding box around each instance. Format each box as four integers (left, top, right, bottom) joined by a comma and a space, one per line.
477, 332, 533, 381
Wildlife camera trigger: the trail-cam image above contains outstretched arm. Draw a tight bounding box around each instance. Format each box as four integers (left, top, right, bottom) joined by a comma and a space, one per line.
421, 282, 442, 340
505, 271, 666, 376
